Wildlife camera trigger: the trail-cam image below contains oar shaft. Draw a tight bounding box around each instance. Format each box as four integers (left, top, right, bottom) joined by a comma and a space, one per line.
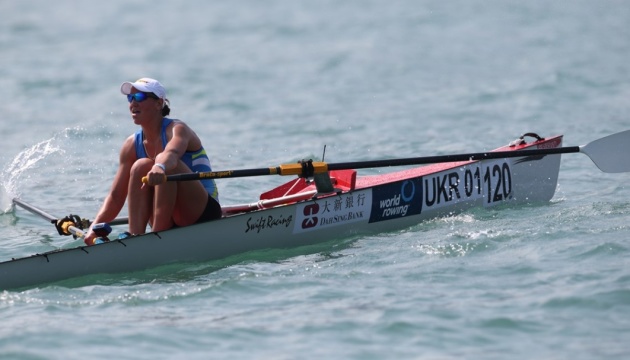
327, 146, 581, 171
12, 198, 57, 223
166, 146, 580, 182
66, 225, 86, 238
166, 167, 276, 182
109, 217, 129, 226
13, 198, 128, 240
154, 130, 630, 182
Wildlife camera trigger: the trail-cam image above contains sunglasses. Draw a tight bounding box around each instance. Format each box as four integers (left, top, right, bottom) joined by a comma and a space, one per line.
126, 92, 159, 103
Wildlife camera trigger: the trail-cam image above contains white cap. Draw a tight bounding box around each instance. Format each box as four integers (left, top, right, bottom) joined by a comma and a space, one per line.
120, 77, 166, 99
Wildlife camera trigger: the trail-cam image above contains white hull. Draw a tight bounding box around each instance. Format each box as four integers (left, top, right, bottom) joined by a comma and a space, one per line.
0, 135, 563, 290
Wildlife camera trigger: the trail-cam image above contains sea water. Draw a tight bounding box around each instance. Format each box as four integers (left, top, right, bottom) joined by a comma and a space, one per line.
1, 1, 629, 359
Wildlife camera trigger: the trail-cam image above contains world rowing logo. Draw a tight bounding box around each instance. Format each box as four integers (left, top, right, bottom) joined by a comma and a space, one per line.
369, 178, 423, 223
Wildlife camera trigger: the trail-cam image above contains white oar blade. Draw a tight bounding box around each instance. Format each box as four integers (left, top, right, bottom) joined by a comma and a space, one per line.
581, 130, 630, 173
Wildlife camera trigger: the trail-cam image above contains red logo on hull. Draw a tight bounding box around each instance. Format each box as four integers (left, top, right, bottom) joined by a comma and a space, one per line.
301, 203, 319, 229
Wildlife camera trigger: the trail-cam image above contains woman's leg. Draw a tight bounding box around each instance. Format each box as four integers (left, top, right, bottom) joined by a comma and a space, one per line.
153, 160, 209, 230
151, 177, 176, 232
127, 158, 154, 234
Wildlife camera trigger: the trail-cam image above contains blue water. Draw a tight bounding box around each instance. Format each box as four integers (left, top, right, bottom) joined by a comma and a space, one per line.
1, 0, 630, 358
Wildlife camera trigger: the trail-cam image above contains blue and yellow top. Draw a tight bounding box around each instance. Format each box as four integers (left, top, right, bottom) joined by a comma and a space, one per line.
133, 118, 219, 202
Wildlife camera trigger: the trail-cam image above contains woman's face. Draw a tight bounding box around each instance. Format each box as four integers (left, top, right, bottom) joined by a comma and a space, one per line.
128, 88, 163, 125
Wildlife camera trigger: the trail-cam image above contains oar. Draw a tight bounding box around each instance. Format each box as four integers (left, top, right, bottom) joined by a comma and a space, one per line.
157, 130, 630, 182
12, 198, 88, 238
11, 198, 127, 238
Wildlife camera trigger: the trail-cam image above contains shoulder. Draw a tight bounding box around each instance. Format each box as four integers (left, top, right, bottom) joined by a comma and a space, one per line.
166, 119, 202, 149
168, 118, 194, 135
119, 134, 137, 162
122, 133, 137, 147
168, 118, 188, 128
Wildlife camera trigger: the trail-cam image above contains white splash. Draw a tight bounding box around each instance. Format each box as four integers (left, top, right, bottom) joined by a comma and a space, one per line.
1, 137, 64, 213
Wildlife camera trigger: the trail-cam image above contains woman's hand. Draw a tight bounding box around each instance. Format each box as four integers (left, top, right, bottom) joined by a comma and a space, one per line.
143, 163, 167, 186
83, 229, 97, 246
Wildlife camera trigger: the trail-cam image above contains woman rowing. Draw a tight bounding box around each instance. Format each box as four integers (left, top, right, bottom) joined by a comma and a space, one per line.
84, 78, 221, 245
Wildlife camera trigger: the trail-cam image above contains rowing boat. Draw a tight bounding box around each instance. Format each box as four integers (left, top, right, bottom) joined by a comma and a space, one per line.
3, 130, 629, 290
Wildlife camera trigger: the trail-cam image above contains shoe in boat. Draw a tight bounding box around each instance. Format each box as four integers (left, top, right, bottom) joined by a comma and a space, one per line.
117, 232, 132, 240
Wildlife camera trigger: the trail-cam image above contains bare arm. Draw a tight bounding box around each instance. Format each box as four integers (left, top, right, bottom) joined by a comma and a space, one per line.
144, 120, 200, 185
155, 120, 198, 170
84, 136, 136, 240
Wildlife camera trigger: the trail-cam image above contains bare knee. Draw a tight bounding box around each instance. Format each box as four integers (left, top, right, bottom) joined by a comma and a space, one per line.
130, 158, 154, 181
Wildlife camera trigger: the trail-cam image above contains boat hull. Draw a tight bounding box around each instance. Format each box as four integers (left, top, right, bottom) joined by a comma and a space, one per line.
0, 135, 563, 290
